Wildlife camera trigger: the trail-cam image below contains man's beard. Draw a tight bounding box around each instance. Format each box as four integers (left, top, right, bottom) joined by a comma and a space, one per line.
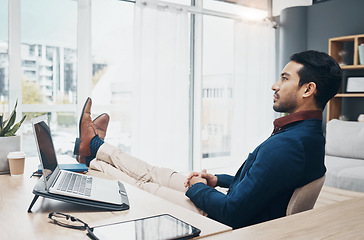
273, 93, 298, 113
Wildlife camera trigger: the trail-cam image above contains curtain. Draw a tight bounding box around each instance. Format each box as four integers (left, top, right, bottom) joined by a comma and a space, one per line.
230, 20, 276, 169
132, 1, 190, 172
132, 1, 276, 172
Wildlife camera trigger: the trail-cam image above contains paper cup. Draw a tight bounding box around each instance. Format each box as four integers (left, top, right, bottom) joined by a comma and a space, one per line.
7, 151, 26, 176
358, 114, 364, 122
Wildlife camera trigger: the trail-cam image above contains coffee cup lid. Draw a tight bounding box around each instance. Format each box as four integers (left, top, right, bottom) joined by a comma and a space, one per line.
7, 151, 26, 159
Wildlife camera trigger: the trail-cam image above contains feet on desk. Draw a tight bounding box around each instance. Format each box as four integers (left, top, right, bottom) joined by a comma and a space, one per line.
74, 98, 109, 165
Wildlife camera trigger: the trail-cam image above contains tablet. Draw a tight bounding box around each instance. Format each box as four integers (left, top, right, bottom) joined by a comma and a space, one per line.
87, 214, 201, 240
37, 163, 88, 173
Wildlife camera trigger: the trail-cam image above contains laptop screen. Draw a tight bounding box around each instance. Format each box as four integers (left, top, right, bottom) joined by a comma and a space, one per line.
32, 115, 59, 189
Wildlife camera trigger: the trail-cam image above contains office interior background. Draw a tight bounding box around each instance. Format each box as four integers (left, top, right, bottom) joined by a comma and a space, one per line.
0, 0, 276, 174
1, 0, 363, 174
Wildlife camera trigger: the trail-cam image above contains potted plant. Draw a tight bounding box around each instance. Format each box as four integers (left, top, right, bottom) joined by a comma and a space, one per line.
0, 101, 26, 174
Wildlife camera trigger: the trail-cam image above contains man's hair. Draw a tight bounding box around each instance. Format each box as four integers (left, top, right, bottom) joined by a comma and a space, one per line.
290, 50, 342, 109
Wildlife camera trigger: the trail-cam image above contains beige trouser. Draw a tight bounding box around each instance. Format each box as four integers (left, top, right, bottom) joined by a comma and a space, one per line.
90, 143, 205, 215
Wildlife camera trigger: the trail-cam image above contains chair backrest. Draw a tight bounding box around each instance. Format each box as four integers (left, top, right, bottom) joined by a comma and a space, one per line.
286, 175, 326, 216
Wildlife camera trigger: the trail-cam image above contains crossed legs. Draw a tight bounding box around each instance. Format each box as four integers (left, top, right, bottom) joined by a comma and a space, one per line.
90, 143, 205, 215
74, 98, 205, 215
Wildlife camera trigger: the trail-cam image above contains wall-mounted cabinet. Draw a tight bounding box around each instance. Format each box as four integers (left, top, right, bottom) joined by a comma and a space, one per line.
327, 34, 364, 122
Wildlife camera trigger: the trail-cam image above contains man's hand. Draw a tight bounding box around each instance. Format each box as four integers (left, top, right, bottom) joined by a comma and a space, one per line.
187, 175, 207, 187
184, 169, 218, 188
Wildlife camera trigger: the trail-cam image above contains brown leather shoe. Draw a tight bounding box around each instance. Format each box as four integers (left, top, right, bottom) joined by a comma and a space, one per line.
73, 97, 97, 158
77, 113, 110, 164
93, 113, 110, 140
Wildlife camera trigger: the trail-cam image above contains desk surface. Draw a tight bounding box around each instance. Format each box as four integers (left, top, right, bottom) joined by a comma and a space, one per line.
203, 196, 364, 240
0, 157, 231, 239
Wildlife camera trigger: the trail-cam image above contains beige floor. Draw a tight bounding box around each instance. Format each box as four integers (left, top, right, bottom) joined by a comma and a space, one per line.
315, 185, 364, 208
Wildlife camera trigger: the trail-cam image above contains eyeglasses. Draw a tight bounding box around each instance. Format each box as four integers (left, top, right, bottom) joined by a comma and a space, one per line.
48, 212, 89, 230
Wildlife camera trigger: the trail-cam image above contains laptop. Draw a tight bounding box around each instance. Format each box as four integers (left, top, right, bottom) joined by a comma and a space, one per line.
31, 114, 128, 206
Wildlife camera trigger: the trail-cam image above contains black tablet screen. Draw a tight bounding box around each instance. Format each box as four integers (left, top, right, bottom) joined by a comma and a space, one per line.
89, 214, 201, 240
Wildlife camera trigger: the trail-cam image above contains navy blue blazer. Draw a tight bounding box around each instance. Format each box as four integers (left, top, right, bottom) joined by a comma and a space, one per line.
186, 119, 326, 229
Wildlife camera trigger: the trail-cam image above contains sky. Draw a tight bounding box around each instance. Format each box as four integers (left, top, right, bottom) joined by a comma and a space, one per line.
0, 0, 133, 52
0, 0, 8, 41
0, 0, 265, 75
0, 0, 77, 47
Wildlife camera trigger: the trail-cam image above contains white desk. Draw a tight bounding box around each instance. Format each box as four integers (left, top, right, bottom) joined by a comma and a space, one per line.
0, 157, 231, 239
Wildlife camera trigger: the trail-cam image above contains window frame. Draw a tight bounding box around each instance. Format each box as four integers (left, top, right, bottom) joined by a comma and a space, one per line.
7, 0, 267, 171
8, 0, 22, 115
7, 0, 87, 122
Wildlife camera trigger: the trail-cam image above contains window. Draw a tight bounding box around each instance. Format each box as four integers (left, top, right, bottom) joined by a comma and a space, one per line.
0, 0, 8, 113
193, 0, 271, 171
21, 0, 78, 156
201, 15, 234, 161
6, 0, 273, 172
91, 0, 134, 153
201, 16, 234, 168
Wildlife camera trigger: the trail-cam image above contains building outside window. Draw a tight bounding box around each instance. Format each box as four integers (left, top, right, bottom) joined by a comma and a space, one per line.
4, 0, 272, 172
91, 0, 134, 153
20, 0, 78, 156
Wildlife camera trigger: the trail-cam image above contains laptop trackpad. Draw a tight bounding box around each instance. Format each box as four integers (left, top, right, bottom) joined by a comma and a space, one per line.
91, 177, 126, 205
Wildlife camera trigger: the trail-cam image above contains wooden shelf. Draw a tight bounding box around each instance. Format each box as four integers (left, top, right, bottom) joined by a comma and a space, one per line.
340, 65, 364, 70
335, 93, 364, 97
330, 34, 364, 42
327, 34, 364, 122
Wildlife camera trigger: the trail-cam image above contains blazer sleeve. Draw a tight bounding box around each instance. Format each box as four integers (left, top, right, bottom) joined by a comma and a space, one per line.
185, 136, 305, 229
215, 174, 235, 188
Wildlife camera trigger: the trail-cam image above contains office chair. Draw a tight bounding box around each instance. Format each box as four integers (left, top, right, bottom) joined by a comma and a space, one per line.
286, 174, 326, 216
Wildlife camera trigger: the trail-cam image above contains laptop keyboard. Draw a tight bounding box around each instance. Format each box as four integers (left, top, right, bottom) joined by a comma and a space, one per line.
57, 172, 92, 196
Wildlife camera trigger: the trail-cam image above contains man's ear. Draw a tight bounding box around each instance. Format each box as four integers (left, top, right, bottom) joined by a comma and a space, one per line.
303, 82, 317, 98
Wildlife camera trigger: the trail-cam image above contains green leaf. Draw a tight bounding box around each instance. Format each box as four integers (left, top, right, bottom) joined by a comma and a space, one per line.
0, 100, 18, 136
0, 113, 3, 132
4, 115, 26, 136
0, 112, 16, 136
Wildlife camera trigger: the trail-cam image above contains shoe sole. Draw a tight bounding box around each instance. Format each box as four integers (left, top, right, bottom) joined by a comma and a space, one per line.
73, 97, 91, 158
73, 137, 80, 156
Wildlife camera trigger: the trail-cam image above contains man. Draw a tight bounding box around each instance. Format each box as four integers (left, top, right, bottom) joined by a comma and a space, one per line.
73, 50, 342, 229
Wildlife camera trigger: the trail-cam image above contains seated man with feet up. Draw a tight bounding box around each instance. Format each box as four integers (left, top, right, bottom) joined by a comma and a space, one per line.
73, 50, 342, 229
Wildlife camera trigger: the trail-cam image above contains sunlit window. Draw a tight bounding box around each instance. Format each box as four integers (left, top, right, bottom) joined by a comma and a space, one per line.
5, 0, 272, 172
201, 15, 234, 159
20, 0, 78, 156
91, 0, 134, 153
0, 0, 9, 114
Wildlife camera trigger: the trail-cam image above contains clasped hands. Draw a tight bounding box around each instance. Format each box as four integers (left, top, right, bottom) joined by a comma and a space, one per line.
184, 169, 218, 188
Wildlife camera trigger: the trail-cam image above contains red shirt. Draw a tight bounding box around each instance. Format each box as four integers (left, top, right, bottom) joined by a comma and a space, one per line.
272, 110, 323, 134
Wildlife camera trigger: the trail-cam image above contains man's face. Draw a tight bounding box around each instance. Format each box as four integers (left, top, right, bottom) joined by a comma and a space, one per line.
272, 61, 304, 113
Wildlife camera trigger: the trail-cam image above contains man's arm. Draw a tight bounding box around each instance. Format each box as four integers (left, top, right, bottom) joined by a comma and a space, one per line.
215, 174, 235, 188
185, 137, 306, 229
